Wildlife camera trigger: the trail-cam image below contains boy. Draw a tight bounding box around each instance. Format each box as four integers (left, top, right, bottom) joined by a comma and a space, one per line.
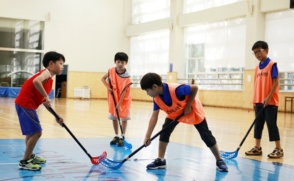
15, 51, 65, 170
140, 73, 228, 172
245, 41, 283, 158
101, 52, 132, 147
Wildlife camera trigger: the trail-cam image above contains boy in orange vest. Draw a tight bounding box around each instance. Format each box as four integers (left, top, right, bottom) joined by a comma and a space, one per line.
245, 41, 283, 158
101, 52, 132, 147
15, 51, 65, 170
140, 73, 228, 172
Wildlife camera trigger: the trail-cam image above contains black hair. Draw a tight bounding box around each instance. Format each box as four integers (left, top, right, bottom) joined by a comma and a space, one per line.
252, 41, 268, 50
114, 52, 128, 63
140, 72, 163, 90
42, 51, 65, 67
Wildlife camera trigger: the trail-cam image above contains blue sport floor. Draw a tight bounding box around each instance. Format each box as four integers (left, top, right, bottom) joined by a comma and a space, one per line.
0, 138, 293, 181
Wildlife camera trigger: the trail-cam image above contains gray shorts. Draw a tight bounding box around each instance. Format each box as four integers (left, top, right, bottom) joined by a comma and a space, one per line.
108, 113, 131, 121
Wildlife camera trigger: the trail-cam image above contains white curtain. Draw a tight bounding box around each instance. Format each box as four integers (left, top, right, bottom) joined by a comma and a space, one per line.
132, 0, 170, 24
265, 10, 294, 72
184, 18, 246, 70
183, 0, 243, 13
130, 30, 170, 76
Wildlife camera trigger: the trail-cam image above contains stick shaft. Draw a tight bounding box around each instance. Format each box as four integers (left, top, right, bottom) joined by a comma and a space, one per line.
108, 79, 125, 139
48, 107, 92, 159
122, 114, 182, 163
236, 108, 263, 151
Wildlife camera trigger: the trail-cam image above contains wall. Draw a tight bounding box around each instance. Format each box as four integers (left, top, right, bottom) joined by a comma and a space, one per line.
0, 0, 129, 72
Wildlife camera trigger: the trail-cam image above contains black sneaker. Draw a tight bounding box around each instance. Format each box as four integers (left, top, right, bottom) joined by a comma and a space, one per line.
117, 138, 124, 147
146, 158, 166, 170
110, 136, 119, 145
216, 159, 228, 172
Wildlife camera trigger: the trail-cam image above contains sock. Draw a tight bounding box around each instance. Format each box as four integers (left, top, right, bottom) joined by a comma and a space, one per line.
158, 157, 165, 161
115, 134, 119, 137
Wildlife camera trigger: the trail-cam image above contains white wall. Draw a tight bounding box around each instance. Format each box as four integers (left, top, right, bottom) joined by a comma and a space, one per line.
0, 0, 128, 72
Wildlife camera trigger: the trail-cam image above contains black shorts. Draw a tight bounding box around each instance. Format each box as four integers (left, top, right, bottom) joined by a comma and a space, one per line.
159, 118, 217, 147
254, 103, 280, 141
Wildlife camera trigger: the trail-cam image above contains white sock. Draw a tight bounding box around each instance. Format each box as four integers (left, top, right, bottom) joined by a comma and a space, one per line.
158, 157, 165, 161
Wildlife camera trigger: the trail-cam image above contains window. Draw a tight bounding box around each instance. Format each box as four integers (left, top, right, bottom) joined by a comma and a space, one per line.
0, 18, 44, 87
130, 30, 169, 87
184, 18, 245, 90
265, 10, 294, 91
183, 0, 244, 14
132, 0, 170, 24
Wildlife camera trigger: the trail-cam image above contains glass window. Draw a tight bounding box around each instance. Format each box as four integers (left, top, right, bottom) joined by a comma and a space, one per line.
130, 30, 170, 87
184, 18, 245, 90
265, 10, 294, 72
0, 17, 44, 87
132, 0, 170, 24
0, 18, 44, 50
0, 51, 42, 87
183, 0, 244, 14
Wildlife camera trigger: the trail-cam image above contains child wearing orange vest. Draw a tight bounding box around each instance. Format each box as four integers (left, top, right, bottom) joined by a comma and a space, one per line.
245, 41, 283, 158
101, 52, 132, 147
15, 51, 65, 170
140, 72, 228, 172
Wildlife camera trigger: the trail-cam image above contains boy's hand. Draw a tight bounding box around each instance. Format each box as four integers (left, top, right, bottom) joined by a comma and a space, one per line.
144, 137, 151, 146
184, 105, 192, 115
43, 96, 51, 107
107, 87, 113, 93
263, 96, 270, 107
56, 116, 64, 126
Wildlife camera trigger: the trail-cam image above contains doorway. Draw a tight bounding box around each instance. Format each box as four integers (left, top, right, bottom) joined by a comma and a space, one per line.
55, 64, 68, 98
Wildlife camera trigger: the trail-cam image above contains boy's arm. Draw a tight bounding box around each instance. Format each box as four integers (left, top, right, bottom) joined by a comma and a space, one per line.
44, 106, 64, 125
264, 78, 279, 107
144, 109, 160, 146
33, 70, 51, 107
184, 84, 198, 115
101, 72, 112, 92
116, 83, 132, 108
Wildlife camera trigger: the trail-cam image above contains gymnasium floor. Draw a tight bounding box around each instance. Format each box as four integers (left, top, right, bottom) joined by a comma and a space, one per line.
0, 98, 293, 181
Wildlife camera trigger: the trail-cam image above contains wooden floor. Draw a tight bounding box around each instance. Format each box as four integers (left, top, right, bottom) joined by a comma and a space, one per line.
0, 97, 293, 165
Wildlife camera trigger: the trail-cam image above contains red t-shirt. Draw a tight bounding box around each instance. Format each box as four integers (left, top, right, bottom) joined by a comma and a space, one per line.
15, 69, 53, 109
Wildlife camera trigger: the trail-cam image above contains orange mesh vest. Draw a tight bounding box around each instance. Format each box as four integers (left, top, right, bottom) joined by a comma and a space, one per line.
253, 60, 279, 106
107, 67, 132, 118
154, 83, 205, 125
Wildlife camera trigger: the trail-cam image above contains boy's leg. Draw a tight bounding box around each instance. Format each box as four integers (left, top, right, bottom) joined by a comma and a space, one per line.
246, 104, 264, 155
112, 120, 119, 135
110, 120, 119, 145
24, 132, 42, 160
264, 105, 283, 158
15, 105, 43, 170
122, 120, 127, 135
146, 118, 179, 169
194, 119, 228, 172
117, 120, 128, 147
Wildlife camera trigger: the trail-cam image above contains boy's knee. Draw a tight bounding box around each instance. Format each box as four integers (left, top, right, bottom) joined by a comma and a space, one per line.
36, 131, 42, 138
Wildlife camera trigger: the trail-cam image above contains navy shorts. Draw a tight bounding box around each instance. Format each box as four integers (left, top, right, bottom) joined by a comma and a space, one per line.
15, 104, 42, 135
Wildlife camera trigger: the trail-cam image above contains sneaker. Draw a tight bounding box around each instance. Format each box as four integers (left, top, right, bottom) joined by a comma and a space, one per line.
268, 148, 284, 158
146, 158, 166, 170
245, 146, 262, 156
19, 159, 42, 171
110, 136, 119, 145
216, 159, 228, 172
117, 138, 124, 147
31, 154, 46, 164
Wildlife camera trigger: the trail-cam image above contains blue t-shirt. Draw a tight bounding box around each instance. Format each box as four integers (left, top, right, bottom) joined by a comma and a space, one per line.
153, 84, 191, 111
259, 57, 278, 78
